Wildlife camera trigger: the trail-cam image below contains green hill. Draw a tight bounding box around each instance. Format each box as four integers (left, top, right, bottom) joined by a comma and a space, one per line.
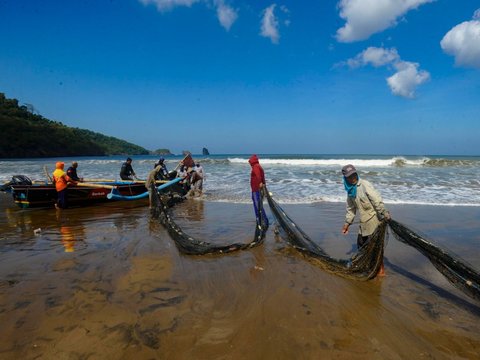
0, 92, 150, 158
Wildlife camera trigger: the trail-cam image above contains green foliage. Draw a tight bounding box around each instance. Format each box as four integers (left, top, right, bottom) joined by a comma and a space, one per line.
0, 92, 149, 158
152, 148, 172, 155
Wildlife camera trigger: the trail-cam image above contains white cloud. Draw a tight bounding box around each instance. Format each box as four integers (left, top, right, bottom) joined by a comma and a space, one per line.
336, 0, 433, 43
260, 4, 280, 44
387, 61, 430, 98
215, 1, 238, 31
280, 5, 290, 26
139, 0, 199, 12
440, 13, 480, 69
345, 47, 430, 98
474, 8, 480, 20
347, 47, 399, 68
140, 0, 237, 31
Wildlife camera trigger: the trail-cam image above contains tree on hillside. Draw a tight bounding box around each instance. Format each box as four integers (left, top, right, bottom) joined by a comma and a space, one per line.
0, 92, 149, 158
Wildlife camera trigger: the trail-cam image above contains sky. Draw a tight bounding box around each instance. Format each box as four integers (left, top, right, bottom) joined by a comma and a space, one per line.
0, 0, 479, 155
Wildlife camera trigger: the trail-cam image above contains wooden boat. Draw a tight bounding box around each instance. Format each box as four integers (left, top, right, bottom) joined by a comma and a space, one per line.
8, 178, 185, 209
3, 155, 195, 209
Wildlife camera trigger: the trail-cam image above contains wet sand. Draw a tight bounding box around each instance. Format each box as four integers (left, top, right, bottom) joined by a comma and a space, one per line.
0, 193, 479, 359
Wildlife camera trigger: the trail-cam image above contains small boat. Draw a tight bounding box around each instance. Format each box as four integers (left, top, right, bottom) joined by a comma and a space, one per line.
2, 155, 196, 209
5, 176, 185, 209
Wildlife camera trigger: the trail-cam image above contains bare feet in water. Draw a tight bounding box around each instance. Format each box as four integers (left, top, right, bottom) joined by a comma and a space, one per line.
378, 264, 386, 277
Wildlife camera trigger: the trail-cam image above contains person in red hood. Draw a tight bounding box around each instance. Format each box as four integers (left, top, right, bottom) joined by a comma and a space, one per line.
249, 154, 269, 227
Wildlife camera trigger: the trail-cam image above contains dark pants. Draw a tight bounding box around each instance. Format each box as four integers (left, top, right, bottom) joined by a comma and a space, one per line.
252, 191, 269, 227
358, 233, 385, 275
357, 234, 369, 249
57, 189, 67, 209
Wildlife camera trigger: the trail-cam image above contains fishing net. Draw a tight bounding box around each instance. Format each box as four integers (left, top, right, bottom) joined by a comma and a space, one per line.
150, 184, 268, 255
389, 219, 480, 301
265, 189, 386, 280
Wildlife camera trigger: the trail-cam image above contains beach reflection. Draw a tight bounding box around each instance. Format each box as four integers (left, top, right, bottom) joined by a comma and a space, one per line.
181, 198, 205, 222
59, 226, 80, 252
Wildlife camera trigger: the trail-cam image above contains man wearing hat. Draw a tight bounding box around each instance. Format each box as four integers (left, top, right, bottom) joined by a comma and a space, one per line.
341, 164, 390, 276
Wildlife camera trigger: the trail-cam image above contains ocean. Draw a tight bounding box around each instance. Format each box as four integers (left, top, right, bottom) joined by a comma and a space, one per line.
2, 154, 480, 206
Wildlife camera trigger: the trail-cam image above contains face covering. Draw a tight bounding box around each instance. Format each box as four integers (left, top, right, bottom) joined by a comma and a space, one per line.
343, 175, 358, 198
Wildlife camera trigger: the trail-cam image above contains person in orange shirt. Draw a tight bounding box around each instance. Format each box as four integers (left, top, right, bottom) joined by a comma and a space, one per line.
52, 162, 77, 209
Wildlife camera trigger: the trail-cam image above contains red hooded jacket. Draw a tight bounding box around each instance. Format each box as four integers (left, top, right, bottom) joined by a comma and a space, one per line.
249, 155, 266, 192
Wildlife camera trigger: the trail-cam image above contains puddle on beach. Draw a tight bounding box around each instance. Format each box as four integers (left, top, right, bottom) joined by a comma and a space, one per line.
0, 194, 479, 359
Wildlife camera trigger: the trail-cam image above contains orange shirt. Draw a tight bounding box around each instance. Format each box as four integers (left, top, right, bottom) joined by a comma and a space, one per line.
52, 169, 74, 192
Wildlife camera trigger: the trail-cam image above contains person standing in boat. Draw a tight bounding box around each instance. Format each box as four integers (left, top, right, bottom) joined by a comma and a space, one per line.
66, 161, 83, 182
120, 157, 136, 180
249, 154, 269, 228
52, 161, 77, 209
341, 164, 391, 276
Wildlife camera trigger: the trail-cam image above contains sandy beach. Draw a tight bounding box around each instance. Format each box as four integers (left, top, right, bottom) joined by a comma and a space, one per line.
0, 193, 479, 359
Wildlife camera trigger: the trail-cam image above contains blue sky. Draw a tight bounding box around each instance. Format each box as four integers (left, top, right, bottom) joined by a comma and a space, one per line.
0, 0, 479, 155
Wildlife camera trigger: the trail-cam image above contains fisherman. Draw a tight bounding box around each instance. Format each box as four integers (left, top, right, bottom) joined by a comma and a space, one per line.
177, 163, 186, 181
145, 165, 163, 209
249, 154, 269, 227
66, 161, 83, 182
175, 163, 192, 195
154, 157, 169, 180
341, 164, 391, 276
52, 161, 77, 209
120, 157, 136, 180
191, 162, 205, 196
194, 162, 204, 181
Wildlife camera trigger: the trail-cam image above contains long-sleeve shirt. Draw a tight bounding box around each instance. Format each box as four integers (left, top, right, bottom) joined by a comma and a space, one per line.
345, 179, 388, 236
66, 167, 80, 181
146, 166, 162, 190
249, 155, 266, 192
154, 163, 169, 180
52, 169, 76, 192
194, 165, 204, 179
120, 162, 135, 180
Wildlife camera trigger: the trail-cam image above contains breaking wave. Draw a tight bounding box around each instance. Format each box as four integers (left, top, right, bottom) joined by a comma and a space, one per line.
228, 156, 480, 168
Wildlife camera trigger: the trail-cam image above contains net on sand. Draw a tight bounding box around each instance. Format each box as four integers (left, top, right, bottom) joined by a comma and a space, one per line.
150, 184, 267, 255
389, 219, 480, 301
265, 189, 386, 281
